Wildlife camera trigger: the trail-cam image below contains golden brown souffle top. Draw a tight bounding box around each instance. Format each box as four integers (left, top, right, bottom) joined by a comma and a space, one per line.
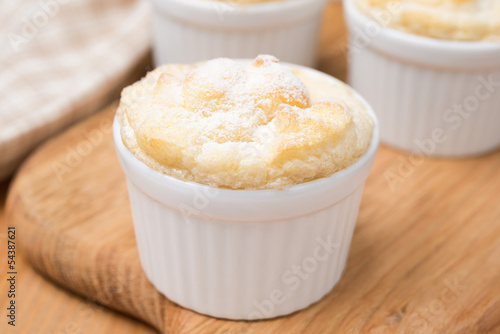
355, 0, 500, 41
117, 55, 374, 190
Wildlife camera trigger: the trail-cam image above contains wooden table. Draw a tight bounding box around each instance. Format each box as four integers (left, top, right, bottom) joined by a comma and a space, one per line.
0, 178, 156, 334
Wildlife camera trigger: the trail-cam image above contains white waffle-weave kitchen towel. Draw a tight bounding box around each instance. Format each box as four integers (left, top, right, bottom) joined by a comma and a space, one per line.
0, 0, 151, 180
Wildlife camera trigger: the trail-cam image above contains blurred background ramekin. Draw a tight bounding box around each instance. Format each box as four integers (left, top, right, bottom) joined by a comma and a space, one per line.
344, 0, 500, 157
149, 0, 329, 67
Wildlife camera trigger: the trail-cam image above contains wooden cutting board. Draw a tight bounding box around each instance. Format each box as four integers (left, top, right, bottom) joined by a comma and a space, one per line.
6, 102, 500, 334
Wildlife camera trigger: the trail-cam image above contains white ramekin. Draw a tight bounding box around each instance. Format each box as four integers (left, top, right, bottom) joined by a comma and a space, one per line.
149, 0, 329, 67
344, 0, 500, 157
113, 67, 379, 320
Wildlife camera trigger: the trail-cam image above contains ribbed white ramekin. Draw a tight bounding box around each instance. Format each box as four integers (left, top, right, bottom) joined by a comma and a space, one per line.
148, 0, 329, 67
344, 0, 500, 157
113, 68, 379, 320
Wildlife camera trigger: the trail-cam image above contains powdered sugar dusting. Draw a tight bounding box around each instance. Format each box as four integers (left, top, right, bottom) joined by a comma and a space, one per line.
117, 55, 374, 189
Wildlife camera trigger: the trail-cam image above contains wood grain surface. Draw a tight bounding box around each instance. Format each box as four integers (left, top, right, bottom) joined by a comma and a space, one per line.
7, 100, 500, 334
3, 2, 500, 333
0, 173, 155, 334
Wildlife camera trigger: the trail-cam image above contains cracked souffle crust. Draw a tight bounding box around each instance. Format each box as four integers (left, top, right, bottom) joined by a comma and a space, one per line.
355, 0, 500, 41
117, 55, 374, 190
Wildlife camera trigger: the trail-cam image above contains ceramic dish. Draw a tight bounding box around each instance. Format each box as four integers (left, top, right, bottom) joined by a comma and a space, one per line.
344, 0, 500, 157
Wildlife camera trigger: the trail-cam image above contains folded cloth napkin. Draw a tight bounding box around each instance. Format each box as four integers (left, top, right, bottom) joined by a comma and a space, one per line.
0, 0, 151, 180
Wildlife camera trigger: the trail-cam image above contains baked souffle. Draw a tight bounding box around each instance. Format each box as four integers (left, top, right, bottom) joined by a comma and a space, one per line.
117, 55, 374, 190
355, 0, 500, 41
